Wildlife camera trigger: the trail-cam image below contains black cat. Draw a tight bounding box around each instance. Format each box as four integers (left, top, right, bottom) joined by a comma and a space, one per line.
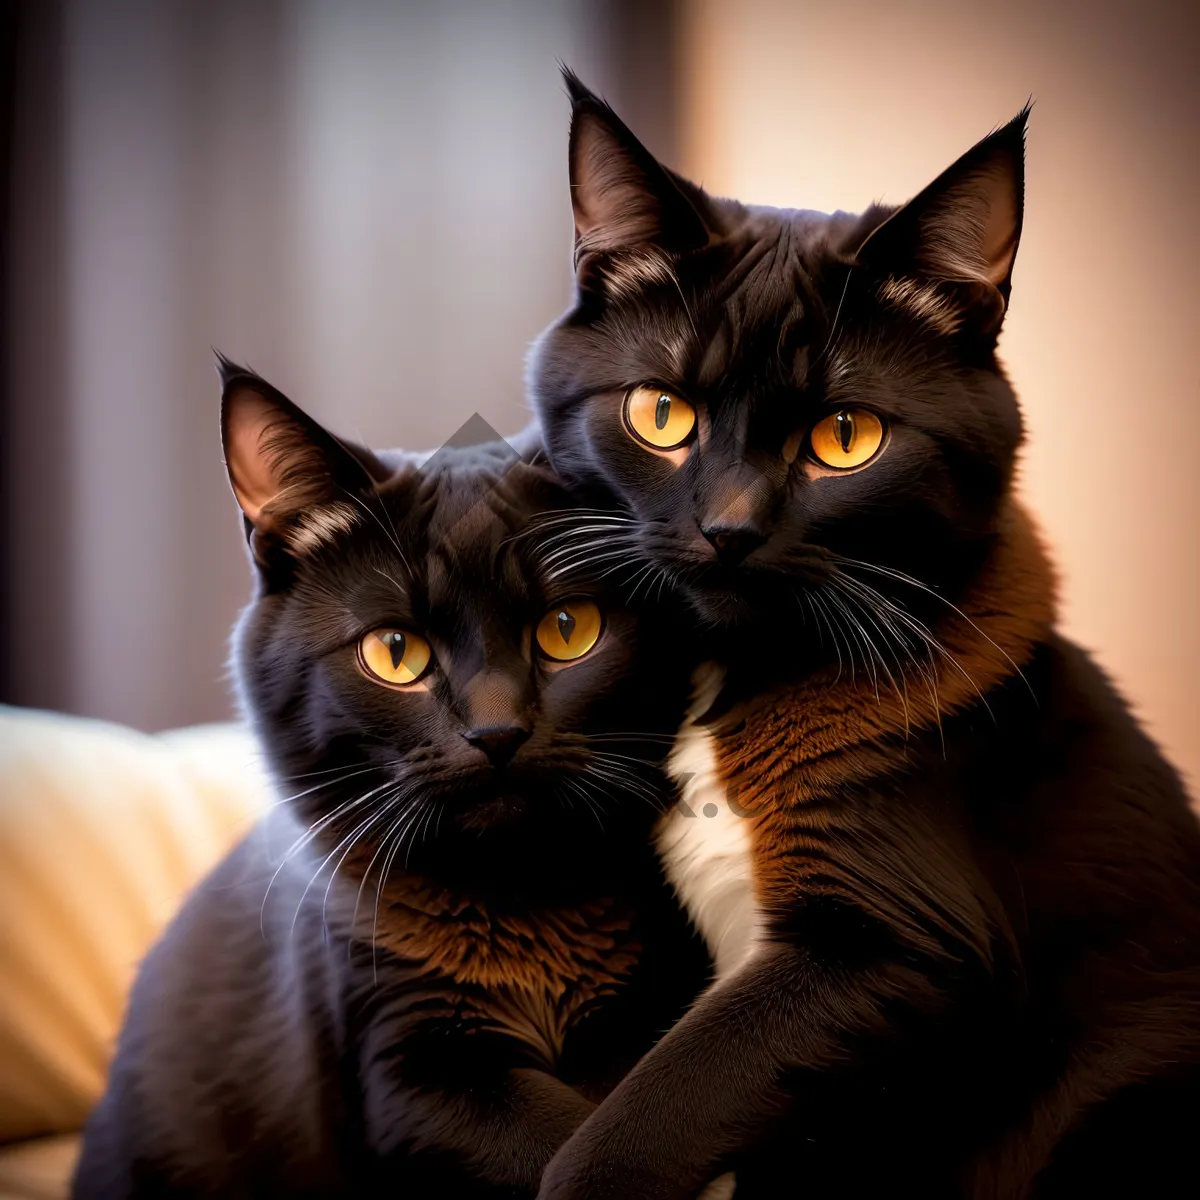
72, 363, 706, 1197
529, 74, 1200, 1198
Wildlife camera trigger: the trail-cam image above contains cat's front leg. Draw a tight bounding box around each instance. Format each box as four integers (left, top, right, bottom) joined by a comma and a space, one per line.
535, 946, 799, 1200
536, 940, 941, 1200
368, 1059, 596, 1193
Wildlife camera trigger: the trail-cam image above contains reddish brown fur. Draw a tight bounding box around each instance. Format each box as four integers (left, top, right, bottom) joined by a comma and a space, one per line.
719, 501, 1057, 898
371, 879, 643, 1063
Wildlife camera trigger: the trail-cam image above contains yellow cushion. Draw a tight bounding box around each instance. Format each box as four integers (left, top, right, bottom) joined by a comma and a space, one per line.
0, 1135, 81, 1199
0, 707, 272, 1145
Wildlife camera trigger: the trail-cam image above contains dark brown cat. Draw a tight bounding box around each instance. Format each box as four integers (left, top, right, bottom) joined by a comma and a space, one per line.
73, 364, 707, 1197
530, 75, 1200, 1198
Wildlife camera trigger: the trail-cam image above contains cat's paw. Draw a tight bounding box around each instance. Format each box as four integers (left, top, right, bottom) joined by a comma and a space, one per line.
696, 1173, 737, 1200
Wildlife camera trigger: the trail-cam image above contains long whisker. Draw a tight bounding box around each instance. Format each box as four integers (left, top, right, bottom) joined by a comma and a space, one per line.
828, 577, 912, 733
504, 510, 638, 548
535, 521, 639, 544
826, 588, 880, 700
625, 559, 662, 604
833, 556, 1036, 702
817, 586, 859, 683
518, 509, 639, 531
588, 760, 662, 801
288, 781, 401, 938
374, 566, 408, 594
829, 572, 950, 743
582, 730, 676, 742
805, 590, 845, 683
544, 547, 640, 579
337, 486, 412, 574
371, 795, 433, 981
831, 569, 995, 722
407, 798, 440, 868
275, 762, 380, 784
318, 792, 404, 938
847, 577, 945, 751
259, 775, 392, 933
654, 563, 675, 604
270, 763, 383, 807
534, 532, 637, 565
564, 776, 608, 830
588, 755, 673, 807
586, 748, 663, 765
813, 266, 854, 367
583, 759, 664, 812
352, 790, 420, 941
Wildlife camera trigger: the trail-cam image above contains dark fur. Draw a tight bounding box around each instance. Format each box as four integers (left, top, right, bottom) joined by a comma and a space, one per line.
73, 366, 707, 1197
529, 75, 1200, 1198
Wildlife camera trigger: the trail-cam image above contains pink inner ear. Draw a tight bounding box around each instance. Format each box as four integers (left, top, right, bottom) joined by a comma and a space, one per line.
225, 392, 286, 525
976, 163, 1021, 287
911, 161, 1021, 291
570, 118, 662, 253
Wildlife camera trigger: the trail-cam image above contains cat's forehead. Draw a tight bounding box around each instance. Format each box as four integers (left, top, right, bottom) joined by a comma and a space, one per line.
717, 208, 845, 296
372, 446, 569, 608
380, 446, 558, 536
691, 208, 850, 392
424, 487, 513, 591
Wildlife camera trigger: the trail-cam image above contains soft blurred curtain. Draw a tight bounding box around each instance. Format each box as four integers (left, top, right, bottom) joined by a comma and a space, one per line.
2, 0, 682, 730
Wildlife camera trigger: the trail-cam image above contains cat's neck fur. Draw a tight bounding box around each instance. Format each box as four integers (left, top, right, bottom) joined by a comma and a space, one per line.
659, 500, 1056, 980
714, 499, 1057, 805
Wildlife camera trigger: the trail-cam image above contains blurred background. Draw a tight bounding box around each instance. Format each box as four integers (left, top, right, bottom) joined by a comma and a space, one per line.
2, 0, 1197, 790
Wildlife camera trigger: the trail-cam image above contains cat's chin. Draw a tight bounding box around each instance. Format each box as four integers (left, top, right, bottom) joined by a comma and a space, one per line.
448, 778, 588, 838
681, 571, 793, 629
454, 790, 535, 833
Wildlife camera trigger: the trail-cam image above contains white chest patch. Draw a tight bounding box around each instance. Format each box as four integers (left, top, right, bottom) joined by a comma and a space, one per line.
656, 664, 763, 981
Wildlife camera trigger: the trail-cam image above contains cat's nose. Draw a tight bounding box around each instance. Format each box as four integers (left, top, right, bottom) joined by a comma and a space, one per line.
700, 523, 767, 566
463, 725, 530, 768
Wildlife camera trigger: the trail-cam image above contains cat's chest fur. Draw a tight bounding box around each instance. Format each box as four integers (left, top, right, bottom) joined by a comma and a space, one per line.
369, 879, 642, 1062
656, 664, 763, 980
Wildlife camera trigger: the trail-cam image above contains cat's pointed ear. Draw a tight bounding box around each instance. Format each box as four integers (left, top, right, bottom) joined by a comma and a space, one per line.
564, 69, 708, 285
853, 106, 1029, 335
218, 355, 383, 570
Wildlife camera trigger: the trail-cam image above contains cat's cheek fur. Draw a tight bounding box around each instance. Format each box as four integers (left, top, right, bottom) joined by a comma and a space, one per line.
658, 665, 764, 982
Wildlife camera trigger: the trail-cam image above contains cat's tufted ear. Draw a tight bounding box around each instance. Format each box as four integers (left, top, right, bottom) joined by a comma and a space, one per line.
218, 354, 385, 572
852, 106, 1029, 336
564, 69, 709, 290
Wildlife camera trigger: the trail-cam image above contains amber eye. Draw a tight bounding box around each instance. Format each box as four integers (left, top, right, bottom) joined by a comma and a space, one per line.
358, 628, 432, 686
809, 408, 886, 470
623, 386, 696, 450
535, 599, 603, 662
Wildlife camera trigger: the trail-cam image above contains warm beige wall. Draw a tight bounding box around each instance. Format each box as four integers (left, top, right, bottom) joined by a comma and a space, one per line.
679, 0, 1199, 792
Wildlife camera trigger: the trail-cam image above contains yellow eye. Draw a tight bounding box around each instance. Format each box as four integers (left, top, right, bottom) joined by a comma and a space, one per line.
535, 599, 603, 662
809, 409, 886, 470
624, 386, 696, 450
358, 628, 432, 686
